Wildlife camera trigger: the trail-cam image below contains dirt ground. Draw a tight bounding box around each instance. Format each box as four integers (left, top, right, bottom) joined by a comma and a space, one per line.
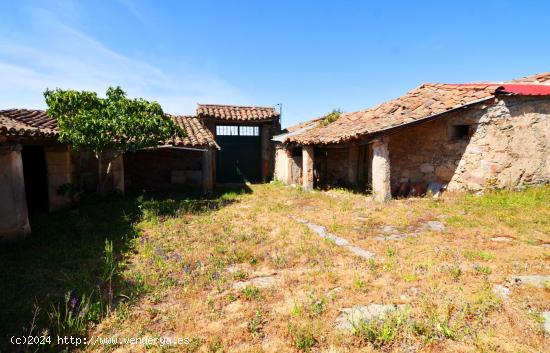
87, 183, 550, 352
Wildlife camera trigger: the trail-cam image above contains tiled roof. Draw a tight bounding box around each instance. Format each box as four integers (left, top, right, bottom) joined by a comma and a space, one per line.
197, 104, 279, 121
0, 109, 58, 137
169, 115, 218, 149
509, 72, 550, 84
286, 83, 498, 145
0, 109, 217, 149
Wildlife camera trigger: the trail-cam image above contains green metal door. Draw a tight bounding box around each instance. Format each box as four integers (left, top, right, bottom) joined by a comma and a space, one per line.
216, 125, 262, 183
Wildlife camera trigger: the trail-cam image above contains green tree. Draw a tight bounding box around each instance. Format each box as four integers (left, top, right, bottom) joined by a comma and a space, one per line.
44, 86, 183, 195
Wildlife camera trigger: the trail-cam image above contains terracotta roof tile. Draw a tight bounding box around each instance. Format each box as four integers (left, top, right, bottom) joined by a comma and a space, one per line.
0, 109, 217, 149
0, 109, 58, 137
169, 115, 218, 149
286, 83, 498, 145
197, 104, 279, 121
509, 72, 550, 84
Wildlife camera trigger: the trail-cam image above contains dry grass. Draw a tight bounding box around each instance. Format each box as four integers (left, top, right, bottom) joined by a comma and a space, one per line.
86, 184, 550, 352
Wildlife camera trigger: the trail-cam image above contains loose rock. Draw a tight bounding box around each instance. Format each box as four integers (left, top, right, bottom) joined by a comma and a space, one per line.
374, 233, 415, 241
510, 275, 550, 288
490, 236, 513, 242
492, 284, 511, 299
295, 217, 375, 260
424, 221, 445, 232
335, 304, 405, 331
542, 312, 550, 334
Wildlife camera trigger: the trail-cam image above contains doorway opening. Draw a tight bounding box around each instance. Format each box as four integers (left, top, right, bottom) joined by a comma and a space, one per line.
22, 146, 49, 213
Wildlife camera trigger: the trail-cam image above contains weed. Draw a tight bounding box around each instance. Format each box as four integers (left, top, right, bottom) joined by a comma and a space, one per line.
468, 287, 502, 319
352, 309, 409, 348
247, 309, 265, 338
226, 292, 237, 303
207, 336, 224, 353
306, 294, 326, 317
448, 265, 462, 281
352, 275, 367, 291
412, 301, 463, 342
186, 338, 203, 353
367, 258, 380, 274
403, 273, 417, 282
48, 292, 102, 338
474, 264, 492, 275
231, 269, 249, 281
319, 109, 342, 127
241, 285, 262, 301
288, 323, 317, 352
464, 250, 494, 261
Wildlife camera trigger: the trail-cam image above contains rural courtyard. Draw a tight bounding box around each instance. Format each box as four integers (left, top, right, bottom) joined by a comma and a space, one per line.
1, 1, 550, 352
1, 183, 549, 352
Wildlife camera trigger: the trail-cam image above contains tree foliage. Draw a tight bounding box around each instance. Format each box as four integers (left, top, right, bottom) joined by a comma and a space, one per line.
44, 86, 182, 155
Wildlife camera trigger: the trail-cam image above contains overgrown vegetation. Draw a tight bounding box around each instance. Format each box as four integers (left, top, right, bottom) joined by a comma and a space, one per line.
318, 109, 342, 127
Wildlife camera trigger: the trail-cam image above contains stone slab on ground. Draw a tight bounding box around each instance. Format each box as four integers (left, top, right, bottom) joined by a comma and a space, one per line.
335, 304, 405, 331
542, 312, 550, 334
346, 245, 375, 259
374, 219, 444, 241
295, 218, 375, 259
510, 275, 550, 288
492, 284, 511, 299
490, 236, 513, 242
423, 220, 445, 232
374, 233, 416, 241
233, 275, 276, 290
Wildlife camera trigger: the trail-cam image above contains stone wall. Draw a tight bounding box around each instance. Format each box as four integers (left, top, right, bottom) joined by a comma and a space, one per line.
261, 121, 280, 181
0, 144, 31, 241
124, 148, 204, 191
314, 147, 350, 188
274, 146, 291, 183
45, 145, 73, 210
274, 145, 302, 185
389, 96, 550, 191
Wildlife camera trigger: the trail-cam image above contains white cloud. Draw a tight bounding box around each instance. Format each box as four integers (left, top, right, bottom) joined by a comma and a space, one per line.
0, 5, 246, 114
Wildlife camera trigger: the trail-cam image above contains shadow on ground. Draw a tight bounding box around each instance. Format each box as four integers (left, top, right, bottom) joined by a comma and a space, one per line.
0, 185, 249, 352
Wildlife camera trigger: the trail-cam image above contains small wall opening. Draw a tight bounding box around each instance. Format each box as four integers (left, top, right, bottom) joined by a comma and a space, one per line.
22, 146, 49, 213
291, 147, 301, 157
451, 124, 472, 140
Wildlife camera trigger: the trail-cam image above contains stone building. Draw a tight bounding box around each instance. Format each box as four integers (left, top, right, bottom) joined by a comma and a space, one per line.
274, 73, 550, 201
124, 115, 219, 192
196, 104, 281, 183
1, 103, 280, 242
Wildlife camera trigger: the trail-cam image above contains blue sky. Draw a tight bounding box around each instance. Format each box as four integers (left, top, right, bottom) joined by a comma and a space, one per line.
1, 1, 549, 127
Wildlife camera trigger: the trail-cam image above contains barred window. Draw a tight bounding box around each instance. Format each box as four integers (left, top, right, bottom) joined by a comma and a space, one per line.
216, 125, 239, 136
239, 126, 259, 136
216, 125, 259, 136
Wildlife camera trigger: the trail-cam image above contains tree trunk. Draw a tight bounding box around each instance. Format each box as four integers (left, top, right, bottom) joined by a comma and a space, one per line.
97, 153, 114, 196
97, 154, 104, 196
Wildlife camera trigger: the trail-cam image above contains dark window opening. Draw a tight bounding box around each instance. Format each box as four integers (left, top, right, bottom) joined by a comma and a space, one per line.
451, 125, 472, 140
22, 146, 49, 213
291, 147, 301, 157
